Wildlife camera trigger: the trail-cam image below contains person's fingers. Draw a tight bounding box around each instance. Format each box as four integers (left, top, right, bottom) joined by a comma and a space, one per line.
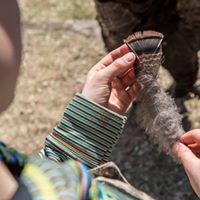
191, 150, 200, 159
181, 129, 200, 145
112, 77, 125, 91
88, 45, 132, 76
127, 83, 140, 101
118, 68, 132, 79
187, 144, 200, 157
108, 80, 128, 115
120, 69, 135, 88
197, 153, 200, 159
100, 44, 130, 66
112, 78, 139, 102
172, 142, 199, 168
188, 143, 200, 149
100, 52, 135, 81
184, 167, 200, 198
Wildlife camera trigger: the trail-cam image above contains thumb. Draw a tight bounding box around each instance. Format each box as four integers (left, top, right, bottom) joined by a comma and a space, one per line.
172, 142, 198, 167
101, 52, 136, 81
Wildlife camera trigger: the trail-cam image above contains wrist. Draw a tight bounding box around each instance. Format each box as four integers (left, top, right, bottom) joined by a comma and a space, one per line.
81, 90, 109, 109
44, 93, 127, 168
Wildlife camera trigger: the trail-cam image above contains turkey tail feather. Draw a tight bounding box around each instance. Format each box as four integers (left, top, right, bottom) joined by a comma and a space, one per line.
124, 31, 184, 158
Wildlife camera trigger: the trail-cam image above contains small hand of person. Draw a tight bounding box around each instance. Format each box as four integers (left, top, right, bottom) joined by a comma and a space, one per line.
82, 44, 139, 115
172, 129, 200, 198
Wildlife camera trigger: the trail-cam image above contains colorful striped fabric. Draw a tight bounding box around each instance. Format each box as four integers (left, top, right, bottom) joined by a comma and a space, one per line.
0, 142, 27, 176
18, 157, 150, 200
21, 158, 101, 200
43, 93, 127, 168
0, 142, 27, 166
0, 93, 134, 199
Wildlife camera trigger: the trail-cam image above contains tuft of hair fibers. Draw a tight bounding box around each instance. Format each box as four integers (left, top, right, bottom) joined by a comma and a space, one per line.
124, 31, 184, 157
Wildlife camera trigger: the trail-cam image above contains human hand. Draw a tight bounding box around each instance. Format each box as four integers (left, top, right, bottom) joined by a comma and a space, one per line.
172, 129, 200, 198
82, 44, 139, 115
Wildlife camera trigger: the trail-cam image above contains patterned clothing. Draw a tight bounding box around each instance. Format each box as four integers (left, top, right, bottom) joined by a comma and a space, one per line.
0, 141, 27, 177
43, 93, 126, 168
18, 158, 101, 200
0, 94, 153, 199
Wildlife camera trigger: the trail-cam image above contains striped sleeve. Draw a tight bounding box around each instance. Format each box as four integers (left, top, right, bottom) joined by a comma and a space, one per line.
42, 93, 127, 168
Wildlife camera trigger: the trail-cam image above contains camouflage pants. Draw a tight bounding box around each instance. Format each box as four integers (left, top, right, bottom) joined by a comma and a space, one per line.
95, 0, 200, 96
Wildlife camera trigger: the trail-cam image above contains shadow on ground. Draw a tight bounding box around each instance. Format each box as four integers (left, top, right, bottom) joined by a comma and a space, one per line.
111, 106, 198, 200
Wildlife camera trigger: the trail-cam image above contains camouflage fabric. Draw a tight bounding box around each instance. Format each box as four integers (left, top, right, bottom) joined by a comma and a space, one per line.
95, 0, 200, 96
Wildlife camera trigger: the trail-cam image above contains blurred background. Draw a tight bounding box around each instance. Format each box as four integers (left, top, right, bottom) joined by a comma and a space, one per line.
0, 0, 105, 153
0, 0, 200, 199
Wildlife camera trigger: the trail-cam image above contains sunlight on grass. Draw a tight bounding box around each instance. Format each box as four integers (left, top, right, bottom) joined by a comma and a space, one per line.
20, 0, 96, 21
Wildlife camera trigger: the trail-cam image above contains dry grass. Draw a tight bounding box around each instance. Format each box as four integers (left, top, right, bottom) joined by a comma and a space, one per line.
0, 0, 199, 156
0, 0, 104, 154
20, 0, 96, 21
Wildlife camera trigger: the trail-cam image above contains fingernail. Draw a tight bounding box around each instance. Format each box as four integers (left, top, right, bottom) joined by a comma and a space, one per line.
124, 52, 135, 62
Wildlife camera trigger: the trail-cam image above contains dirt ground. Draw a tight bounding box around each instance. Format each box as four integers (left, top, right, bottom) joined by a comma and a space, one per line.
0, 0, 200, 199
